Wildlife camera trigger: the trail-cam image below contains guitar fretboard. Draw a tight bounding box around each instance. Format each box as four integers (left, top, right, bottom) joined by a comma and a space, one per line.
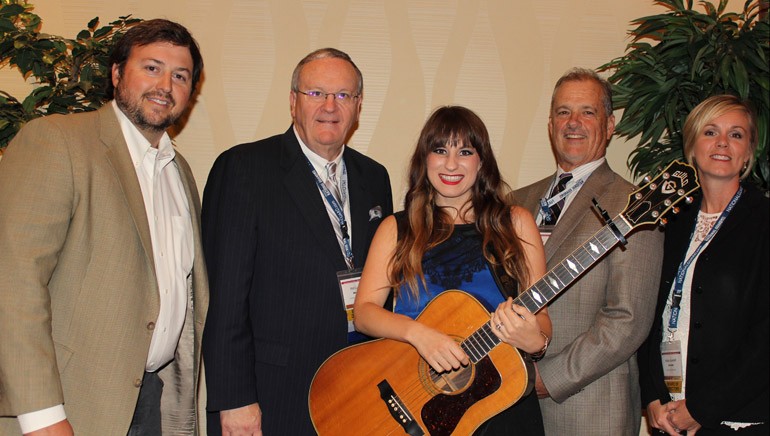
460, 215, 632, 364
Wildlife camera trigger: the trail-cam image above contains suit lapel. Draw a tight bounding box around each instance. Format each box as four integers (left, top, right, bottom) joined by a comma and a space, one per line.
174, 153, 209, 315
280, 129, 348, 271
99, 104, 156, 275
519, 177, 552, 218
712, 185, 753, 238
174, 154, 202, 274
345, 150, 370, 267
544, 163, 613, 263
158, 152, 203, 433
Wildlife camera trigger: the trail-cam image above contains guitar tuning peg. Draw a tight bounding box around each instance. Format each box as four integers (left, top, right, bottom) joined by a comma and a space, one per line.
643, 176, 651, 184
659, 218, 668, 227
672, 207, 680, 214
685, 196, 694, 204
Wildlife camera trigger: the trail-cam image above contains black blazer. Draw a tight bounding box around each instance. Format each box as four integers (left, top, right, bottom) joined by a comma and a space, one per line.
201, 127, 393, 435
638, 183, 769, 431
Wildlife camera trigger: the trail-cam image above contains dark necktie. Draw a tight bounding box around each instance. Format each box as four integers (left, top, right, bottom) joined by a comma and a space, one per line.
543, 173, 573, 225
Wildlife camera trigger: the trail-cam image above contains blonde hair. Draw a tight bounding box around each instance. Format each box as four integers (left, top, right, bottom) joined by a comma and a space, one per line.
683, 95, 758, 179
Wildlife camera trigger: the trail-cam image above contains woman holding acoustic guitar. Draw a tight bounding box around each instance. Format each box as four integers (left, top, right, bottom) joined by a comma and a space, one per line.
638, 95, 769, 435
354, 105, 551, 435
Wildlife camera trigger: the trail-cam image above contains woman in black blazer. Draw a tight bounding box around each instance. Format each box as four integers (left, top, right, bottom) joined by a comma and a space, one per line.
638, 95, 768, 435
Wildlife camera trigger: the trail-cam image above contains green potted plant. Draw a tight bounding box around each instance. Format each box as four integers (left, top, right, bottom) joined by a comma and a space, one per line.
0, 0, 140, 151
599, 0, 769, 191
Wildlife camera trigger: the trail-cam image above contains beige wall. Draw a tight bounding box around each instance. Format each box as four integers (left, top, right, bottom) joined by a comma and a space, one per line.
5, 0, 733, 205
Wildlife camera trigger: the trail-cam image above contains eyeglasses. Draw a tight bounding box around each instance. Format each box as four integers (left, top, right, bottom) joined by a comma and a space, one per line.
296, 90, 360, 104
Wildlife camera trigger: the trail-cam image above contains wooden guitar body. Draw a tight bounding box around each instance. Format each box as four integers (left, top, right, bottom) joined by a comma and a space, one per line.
309, 290, 532, 435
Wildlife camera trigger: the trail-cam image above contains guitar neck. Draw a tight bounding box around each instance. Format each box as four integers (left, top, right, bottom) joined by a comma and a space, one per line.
515, 214, 632, 314
460, 214, 633, 364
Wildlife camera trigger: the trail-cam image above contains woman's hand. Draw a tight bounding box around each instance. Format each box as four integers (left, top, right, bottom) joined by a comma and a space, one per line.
406, 322, 469, 373
647, 399, 681, 435
490, 298, 544, 354
665, 399, 701, 435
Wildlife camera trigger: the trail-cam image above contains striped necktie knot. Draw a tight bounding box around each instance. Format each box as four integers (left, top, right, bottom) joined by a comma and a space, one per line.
544, 172, 572, 225
325, 162, 342, 204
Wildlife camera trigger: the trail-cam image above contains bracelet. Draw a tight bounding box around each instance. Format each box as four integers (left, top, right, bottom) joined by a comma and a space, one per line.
530, 331, 550, 362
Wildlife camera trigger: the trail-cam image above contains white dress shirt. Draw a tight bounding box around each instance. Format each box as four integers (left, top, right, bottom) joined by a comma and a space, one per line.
294, 127, 353, 264
116, 101, 194, 372
535, 158, 606, 226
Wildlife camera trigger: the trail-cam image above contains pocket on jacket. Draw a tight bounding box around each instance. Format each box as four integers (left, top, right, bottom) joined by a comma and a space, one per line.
54, 341, 74, 374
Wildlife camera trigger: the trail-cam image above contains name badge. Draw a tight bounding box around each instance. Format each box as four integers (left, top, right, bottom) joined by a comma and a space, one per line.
661, 340, 683, 393
337, 268, 363, 343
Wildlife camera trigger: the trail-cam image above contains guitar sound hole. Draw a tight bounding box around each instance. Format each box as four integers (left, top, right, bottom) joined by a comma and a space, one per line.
418, 337, 475, 395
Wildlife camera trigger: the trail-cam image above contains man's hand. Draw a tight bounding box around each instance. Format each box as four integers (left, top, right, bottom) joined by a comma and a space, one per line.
221, 403, 262, 436
25, 419, 74, 436
534, 363, 550, 399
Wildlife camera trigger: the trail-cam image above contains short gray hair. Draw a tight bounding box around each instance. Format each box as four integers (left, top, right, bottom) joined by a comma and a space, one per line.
290, 47, 363, 95
551, 67, 613, 117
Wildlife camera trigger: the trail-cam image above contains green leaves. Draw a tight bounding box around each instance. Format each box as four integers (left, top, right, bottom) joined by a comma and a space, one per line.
599, 0, 770, 191
0, 0, 141, 150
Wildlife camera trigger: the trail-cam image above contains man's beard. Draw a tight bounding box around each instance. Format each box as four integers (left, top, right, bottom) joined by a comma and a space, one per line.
115, 86, 179, 133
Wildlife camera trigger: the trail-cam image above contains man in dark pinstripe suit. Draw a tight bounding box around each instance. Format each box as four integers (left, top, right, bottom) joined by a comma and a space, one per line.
201, 48, 392, 435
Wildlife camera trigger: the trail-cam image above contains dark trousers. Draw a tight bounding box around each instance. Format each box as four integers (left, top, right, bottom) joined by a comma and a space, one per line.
473, 390, 545, 436
127, 371, 163, 436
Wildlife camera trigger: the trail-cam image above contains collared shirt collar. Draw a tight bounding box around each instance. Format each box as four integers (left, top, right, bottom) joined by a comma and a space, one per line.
293, 125, 345, 177
556, 157, 605, 182
112, 100, 176, 167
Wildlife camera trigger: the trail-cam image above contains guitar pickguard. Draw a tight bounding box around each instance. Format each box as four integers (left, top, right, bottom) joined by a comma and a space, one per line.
421, 356, 501, 435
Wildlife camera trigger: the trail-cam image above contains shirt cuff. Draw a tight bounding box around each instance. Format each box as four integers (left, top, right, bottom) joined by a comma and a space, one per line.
18, 405, 67, 433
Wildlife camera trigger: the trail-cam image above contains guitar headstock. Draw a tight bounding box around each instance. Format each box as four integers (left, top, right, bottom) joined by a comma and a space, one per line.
622, 160, 700, 228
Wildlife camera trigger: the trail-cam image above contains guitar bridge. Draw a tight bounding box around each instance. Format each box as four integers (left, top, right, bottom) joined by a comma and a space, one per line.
377, 380, 425, 436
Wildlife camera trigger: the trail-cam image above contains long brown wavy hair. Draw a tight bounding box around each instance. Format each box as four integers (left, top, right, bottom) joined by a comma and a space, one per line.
389, 106, 529, 299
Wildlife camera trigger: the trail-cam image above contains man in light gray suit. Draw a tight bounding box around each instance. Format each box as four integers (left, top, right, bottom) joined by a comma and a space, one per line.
513, 68, 663, 435
0, 19, 208, 435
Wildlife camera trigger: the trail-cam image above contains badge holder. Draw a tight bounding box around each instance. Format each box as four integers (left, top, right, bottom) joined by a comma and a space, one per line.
661, 339, 683, 393
337, 268, 365, 344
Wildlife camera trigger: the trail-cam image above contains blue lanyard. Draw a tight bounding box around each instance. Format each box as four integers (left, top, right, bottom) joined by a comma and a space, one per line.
668, 186, 743, 330
538, 177, 586, 223
305, 158, 355, 269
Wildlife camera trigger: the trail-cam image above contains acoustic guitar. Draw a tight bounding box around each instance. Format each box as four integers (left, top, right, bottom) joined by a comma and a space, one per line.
309, 161, 699, 435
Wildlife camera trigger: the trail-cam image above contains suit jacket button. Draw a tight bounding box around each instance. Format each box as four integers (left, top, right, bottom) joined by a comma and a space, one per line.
147, 322, 155, 330
134, 378, 142, 387
690, 356, 699, 364
695, 286, 703, 294
694, 322, 702, 329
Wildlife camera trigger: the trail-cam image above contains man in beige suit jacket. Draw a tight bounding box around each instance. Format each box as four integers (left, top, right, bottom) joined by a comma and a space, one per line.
0, 19, 208, 435
513, 68, 663, 435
